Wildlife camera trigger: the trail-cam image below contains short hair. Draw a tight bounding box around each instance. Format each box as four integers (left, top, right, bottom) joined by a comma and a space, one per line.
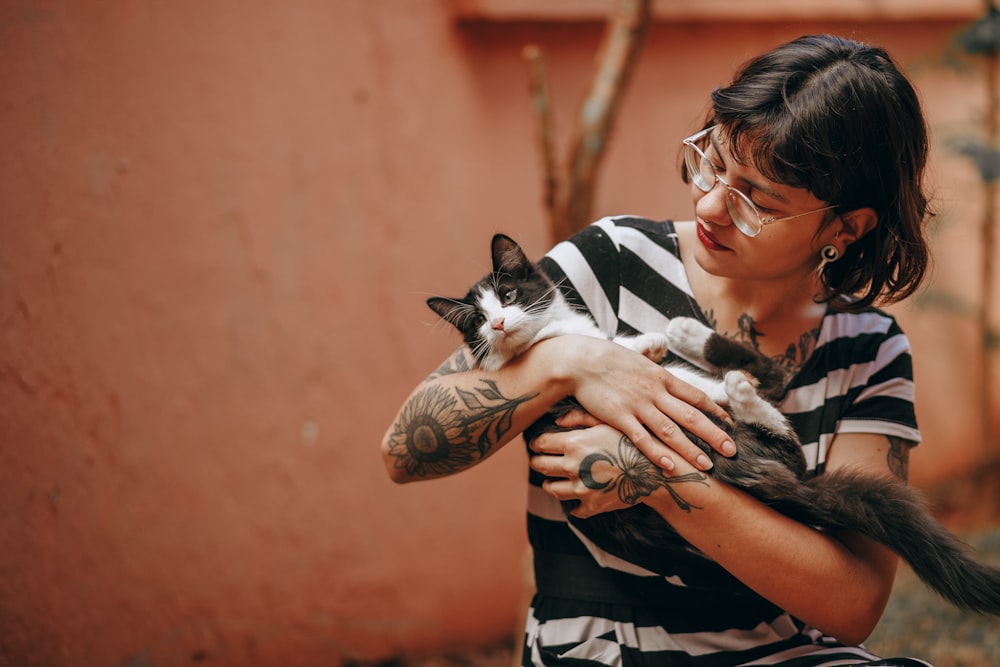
697, 34, 932, 311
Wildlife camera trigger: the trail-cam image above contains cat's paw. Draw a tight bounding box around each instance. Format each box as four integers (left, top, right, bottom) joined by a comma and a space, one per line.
723, 370, 793, 437
620, 333, 669, 362
724, 370, 759, 405
666, 317, 713, 362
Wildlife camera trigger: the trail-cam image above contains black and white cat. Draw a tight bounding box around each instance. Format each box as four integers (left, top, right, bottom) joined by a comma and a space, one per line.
427, 232, 1000, 615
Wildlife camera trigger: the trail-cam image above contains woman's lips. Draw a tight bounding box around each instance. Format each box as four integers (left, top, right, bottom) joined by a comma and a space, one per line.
696, 223, 731, 251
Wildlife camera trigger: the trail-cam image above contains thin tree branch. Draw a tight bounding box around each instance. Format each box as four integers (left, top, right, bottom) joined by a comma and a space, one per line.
522, 44, 563, 243
564, 0, 652, 235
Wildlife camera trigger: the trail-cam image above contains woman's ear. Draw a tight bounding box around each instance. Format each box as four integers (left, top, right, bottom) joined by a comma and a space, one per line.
838, 207, 878, 245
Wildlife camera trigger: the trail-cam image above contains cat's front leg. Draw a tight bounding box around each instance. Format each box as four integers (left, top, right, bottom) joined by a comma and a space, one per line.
723, 370, 793, 437
613, 332, 669, 363
665, 317, 715, 367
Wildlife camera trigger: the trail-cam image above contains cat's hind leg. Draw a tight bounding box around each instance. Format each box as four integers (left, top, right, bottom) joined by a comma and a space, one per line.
723, 370, 794, 438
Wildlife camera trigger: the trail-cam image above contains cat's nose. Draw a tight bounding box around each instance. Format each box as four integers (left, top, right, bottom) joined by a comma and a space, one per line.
491, 318, 505, 331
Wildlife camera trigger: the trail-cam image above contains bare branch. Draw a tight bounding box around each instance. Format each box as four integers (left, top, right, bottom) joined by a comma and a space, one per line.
522, 44, 564, 243
523, 0, 652, 242
564, 0, 652, 235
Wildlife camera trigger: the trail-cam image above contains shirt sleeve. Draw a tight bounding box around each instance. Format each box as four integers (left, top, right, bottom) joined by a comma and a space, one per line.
538, 217, 626, 339
833, 312, 922, 445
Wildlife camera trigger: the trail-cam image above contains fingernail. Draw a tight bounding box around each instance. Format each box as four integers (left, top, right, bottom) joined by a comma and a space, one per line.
696, 454, 713, 470
659, 456, 676, 471
721, 440, 736, 457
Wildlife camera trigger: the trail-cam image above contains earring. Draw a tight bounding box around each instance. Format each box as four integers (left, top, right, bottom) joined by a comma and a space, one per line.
817, 243, 840, 276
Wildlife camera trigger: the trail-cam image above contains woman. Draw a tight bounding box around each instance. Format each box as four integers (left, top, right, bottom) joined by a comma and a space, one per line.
382, 35, 933, 666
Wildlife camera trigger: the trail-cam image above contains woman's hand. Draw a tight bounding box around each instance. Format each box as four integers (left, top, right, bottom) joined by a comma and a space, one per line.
539, 334, 735, 472
529, 414, 711, 518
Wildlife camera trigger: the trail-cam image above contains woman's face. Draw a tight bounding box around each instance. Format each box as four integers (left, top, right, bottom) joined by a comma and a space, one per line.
689, 128, 835, 282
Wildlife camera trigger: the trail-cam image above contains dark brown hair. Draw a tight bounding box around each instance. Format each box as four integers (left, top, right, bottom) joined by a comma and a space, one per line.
698, 35, 932, 311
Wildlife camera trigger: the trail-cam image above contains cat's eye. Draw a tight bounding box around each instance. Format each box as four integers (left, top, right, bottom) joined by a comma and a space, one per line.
501, 288, 518, 305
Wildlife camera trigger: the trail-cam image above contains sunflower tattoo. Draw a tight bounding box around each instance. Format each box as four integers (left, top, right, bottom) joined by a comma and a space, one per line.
386, 379, 537, 478
579, 435, 709, 511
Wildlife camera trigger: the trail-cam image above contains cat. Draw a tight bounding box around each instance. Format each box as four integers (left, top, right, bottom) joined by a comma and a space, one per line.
427, 232, 1000, 615
426, 234, 671, 372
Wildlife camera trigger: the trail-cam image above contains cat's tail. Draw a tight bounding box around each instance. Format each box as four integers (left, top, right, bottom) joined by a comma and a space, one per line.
747, 465, 1000, 615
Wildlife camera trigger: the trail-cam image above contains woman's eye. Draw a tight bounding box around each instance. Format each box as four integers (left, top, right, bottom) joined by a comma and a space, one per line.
752, 200, 779, 214
502, 288, 518, 305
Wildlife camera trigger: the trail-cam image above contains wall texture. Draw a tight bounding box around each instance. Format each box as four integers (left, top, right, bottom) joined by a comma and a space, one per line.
1, 1, 996, 665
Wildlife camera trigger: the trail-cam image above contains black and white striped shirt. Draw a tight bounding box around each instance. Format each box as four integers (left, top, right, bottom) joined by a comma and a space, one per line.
522, 216, 924, 666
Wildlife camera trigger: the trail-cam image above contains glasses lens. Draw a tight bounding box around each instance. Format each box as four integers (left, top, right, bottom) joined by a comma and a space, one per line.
685, 145, 713, 192
725, 190, 762, 237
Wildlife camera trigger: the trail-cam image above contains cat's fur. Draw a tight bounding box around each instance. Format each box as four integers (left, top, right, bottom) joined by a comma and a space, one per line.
428, 233, 1000, 615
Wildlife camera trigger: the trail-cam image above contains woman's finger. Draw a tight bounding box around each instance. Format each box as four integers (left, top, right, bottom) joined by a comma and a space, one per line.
529, 432, 564, 455
662, 370, 735, 429
656, 375, 737, 459
641, 413, 714, 472
530, 452, 569, 478
621, 414, 683, 472
554, 409, 602, 430
541, 477, 578, 501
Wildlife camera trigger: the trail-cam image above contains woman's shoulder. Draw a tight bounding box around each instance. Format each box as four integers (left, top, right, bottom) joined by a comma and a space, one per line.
557, 216, 679, 257
603, 215, 678, 246
819, 305, 909, 346
803, 305, 913, 386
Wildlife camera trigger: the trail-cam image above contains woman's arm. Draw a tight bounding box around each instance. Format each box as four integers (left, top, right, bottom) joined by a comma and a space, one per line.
530, 426, 908, 644
381, 335, 735, 484
381, 343, 558, 483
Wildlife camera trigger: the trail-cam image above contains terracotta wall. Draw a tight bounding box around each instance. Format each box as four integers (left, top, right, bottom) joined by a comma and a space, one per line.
1, 2, 996, 665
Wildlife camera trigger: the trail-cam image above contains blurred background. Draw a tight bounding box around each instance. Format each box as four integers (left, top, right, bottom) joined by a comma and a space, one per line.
2, 1, 999, 665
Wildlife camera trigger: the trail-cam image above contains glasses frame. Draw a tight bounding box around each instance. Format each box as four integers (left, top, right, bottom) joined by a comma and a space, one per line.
682, 126, 836, 238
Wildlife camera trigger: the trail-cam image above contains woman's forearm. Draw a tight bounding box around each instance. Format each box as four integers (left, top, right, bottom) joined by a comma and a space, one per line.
534, 427, 900, 644
384, 332, 737, 483
381, 341, 573, 483
644, 473, 897, 644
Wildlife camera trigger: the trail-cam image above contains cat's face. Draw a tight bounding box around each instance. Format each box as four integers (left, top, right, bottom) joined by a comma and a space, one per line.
428, 234, 556, 369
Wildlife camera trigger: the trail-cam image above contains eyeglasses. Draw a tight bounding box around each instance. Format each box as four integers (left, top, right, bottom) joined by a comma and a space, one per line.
682, 126, 836, 238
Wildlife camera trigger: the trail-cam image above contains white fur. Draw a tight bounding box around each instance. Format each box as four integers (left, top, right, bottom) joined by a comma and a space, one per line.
665, 317, 793, 436
476, 288, 667, 371
723, 370, 794, 437
665, 318, 719, 369
475, 291, 790, 436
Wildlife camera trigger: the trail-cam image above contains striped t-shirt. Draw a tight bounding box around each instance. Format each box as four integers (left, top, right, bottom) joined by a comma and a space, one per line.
522, 216, 925, 666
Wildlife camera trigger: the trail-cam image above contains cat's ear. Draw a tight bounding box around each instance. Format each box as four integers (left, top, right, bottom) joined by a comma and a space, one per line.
491, 233, 532, 278
426, 297, 465, 327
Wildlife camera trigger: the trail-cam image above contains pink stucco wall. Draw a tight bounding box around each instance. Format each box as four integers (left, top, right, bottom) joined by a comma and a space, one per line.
1, 2, 996, 665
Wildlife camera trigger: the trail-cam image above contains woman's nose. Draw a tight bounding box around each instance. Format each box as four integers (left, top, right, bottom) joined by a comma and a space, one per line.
694, 181, 733, 227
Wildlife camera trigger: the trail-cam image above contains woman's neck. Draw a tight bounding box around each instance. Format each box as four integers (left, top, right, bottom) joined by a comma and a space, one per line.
676, 223, 826, 370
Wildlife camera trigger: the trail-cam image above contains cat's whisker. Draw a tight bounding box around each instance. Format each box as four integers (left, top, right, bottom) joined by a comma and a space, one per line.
469, 337, 493, 362
543, 277, 591, 316
426, 317, 455, 332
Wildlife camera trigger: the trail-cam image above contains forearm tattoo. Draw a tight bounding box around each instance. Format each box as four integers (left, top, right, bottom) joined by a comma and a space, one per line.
579, 434, 709, 511
887, 436, 911, 482
385, 379, 537, 478
425, 349, 472, 381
